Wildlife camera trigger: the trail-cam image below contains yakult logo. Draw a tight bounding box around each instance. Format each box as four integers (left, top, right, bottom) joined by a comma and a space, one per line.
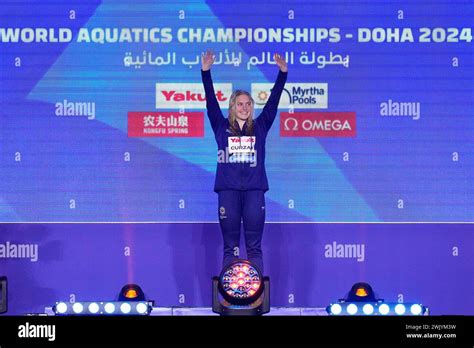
281, 112, 356, 137
252, 83, 328, 109
156, 83, 233, 108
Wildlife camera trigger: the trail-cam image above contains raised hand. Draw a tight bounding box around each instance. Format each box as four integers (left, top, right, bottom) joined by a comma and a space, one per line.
274, 53, 288, 72
201, 49, 215, 71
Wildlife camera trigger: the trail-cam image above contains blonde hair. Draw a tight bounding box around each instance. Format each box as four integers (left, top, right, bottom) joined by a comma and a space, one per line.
228, 90, 254, 135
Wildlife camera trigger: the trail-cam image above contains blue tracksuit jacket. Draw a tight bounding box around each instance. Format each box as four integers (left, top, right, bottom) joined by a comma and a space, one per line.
201, 69, 287, 192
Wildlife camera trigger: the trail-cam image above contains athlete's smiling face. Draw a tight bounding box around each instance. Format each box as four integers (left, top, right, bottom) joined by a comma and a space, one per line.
235, 95, 253, 121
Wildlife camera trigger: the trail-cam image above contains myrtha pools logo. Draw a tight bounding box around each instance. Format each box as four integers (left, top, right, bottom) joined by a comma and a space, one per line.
252, 83, 328, 109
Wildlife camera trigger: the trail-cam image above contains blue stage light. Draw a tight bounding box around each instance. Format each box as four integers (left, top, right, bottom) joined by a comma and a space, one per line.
55, 302, 68, 314
104, 302, 115, 314
327, 301, 426, 316
395, 303, 406, 315
120, 302, 132, 314
72, 302, 84, 314
51, 284, 154, 316
378, 303, 390, 315
136, 302, 148, 314
52, 301, 152, 316
330, 303, 342, 315
326, 283, 428, 316
362, 303, 374, 315
346, 303, 358, 315
410, 304, 422, 315
88, 302, 100, 314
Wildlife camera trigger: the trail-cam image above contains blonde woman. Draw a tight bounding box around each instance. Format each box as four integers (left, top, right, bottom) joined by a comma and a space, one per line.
201, 50, 287, 273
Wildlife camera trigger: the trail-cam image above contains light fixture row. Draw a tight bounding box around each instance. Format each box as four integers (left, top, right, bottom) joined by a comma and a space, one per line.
53, 301, 152, 316
327, 302, 427, 316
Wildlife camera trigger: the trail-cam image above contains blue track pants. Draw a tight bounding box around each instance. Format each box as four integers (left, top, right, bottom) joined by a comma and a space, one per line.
218, 190, 266, 273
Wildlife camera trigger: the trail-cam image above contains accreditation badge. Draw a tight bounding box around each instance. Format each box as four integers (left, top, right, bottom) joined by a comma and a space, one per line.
227, 136, 256, 154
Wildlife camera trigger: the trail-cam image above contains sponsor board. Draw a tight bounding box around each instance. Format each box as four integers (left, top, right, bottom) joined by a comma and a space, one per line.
128, 112, 204, 137
156, 83, 232, 108
252, 83, 328, 109
280, 112, 356, 137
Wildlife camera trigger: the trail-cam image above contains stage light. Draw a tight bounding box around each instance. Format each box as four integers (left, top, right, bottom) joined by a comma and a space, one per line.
346, 303, 358, 315
327, 301, 426, 316
0, 276, 7, 314
378, 303, 390, 315
118, 284, 146, 301
55, 302, 68, 314
410, 304, 422, 315
51, 284, 154, 316
52, 301, 152, 316
346, 282, 376, 302
326, 282, 428, 316
329, 303, 342, 315
362, 303, 374, 315
104, 303, 115, 314
136, 302, 148, 314
395, 303, 406, 315
88, 302, 100, 314
212, 259, 270, 316
218, 260, 263, 305
72, 302, 84, 314
120, 302, 132, 314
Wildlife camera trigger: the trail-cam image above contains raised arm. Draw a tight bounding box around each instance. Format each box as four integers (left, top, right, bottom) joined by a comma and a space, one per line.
258, 53, 288, 132
201, 50, 225, 134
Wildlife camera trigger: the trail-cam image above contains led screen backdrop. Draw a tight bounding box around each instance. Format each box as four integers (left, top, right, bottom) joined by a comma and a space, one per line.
1, 0, 472, 222
0, 1, 473, 317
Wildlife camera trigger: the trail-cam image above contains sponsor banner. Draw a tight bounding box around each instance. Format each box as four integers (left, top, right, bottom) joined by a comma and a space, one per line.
252, 83, 328, 109
128, 112, 204, 137
156, 83, 233, 108
280, 112, 356, 137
